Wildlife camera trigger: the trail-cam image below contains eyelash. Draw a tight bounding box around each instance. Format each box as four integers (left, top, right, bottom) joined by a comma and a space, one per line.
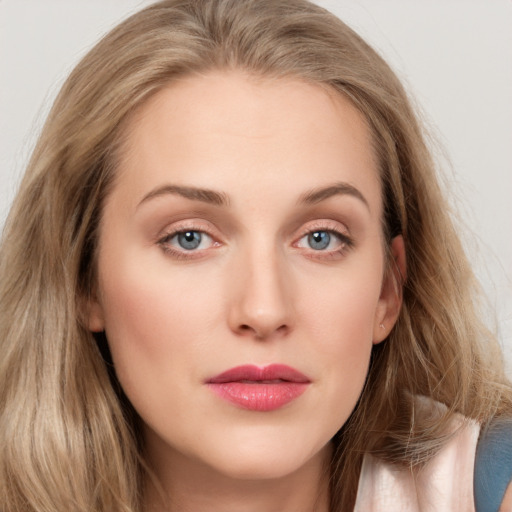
157, 222, 354, 261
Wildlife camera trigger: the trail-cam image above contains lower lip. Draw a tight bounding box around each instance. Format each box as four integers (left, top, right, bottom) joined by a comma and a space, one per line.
207, 382, 309, 411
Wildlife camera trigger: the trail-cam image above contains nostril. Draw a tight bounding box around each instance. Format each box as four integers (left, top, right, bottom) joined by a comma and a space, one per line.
236, 322, 289, 339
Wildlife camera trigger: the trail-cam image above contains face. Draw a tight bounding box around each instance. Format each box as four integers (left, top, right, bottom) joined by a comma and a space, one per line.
89, 71, 403, 482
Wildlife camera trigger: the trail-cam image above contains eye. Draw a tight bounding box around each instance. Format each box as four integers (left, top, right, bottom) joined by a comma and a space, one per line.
296, 230, 348, 252
159, 229, 215, 253
293, 222, 354, 260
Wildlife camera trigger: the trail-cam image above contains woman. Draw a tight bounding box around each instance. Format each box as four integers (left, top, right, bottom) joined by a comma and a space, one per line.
0, 1, 510, 510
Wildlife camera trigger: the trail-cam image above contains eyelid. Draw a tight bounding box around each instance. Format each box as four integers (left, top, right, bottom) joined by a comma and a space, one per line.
155, 218, 221, 241
294, 219, 351, 240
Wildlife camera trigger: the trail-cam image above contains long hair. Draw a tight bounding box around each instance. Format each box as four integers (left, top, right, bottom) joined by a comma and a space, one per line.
1, 0, 510, 510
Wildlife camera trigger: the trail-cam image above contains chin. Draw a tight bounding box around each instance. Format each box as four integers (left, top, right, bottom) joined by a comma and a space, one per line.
202, 434, 331, 482
217, 457, 301, 481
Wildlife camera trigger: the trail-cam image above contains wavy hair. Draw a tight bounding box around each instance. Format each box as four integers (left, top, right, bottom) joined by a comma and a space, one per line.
0, 0, 510, 510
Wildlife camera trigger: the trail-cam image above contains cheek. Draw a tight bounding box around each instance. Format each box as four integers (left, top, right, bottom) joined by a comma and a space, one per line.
295, 260, 383, 419
312, 289, 377, 379
300, 264, 382, 353
96, 250, 223, 398
101, 241, 218, 330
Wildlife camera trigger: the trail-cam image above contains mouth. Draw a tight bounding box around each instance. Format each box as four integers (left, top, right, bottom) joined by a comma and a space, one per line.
206, 364, 310, 411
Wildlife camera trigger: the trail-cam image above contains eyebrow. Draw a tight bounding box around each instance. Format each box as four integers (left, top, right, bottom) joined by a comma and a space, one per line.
298, 182, 370, 210
138, 184, 230, 208
138, 181, 369, 211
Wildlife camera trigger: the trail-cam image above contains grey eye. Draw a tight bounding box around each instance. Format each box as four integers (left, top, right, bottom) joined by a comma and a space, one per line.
308, 231, 331, 250
177, 231, 202, 250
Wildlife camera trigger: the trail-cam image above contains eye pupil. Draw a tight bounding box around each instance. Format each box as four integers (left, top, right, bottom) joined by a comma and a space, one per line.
177, 231, 202, 250
308, 231, 330, 250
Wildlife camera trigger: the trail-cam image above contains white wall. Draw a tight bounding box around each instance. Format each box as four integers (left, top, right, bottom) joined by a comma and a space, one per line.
1, 0, 511, 372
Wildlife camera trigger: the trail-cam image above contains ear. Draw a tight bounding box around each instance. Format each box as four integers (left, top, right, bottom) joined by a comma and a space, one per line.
86, 293, 105, 333
373, 235, 406, 344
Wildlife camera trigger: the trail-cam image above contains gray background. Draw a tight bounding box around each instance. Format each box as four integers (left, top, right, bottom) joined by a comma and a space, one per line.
1, 0, 511, 373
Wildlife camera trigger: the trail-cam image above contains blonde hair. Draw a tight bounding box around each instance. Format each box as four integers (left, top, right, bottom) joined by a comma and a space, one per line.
0, 0, 510, 510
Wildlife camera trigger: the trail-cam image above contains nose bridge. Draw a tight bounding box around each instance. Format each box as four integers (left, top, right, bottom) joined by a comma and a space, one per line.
228, 236, 293, 339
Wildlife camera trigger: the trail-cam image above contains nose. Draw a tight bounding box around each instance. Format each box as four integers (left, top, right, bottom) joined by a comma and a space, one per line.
227, 246, 294, 340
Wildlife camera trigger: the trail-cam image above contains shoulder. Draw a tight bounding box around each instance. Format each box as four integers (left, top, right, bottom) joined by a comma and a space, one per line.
474, 418, 512, 512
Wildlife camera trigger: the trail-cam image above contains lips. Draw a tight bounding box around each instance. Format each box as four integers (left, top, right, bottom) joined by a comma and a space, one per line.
206, 364, 310, 411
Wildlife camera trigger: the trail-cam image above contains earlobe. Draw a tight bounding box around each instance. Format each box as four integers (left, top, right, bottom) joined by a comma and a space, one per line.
86, 297, 105, 332
373, 235, 406, 344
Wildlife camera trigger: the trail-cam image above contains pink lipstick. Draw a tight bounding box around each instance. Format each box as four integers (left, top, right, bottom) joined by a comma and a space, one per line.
206, 364, 310, 411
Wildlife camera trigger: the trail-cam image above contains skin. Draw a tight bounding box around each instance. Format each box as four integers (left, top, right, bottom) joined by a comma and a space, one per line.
501, 481, 512, 512
88, 71, 404, 511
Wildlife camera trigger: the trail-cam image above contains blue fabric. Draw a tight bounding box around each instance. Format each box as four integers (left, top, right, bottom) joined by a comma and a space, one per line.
474, 418, 512, 512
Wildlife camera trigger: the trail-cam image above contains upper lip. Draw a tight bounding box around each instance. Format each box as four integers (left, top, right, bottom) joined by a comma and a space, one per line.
207, 364, 310, 384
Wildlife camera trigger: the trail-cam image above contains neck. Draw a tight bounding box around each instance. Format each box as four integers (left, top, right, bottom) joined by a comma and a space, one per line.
143, 439, 332, 512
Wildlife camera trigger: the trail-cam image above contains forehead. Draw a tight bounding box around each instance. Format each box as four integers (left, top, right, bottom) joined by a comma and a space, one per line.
113, 70, 381, 214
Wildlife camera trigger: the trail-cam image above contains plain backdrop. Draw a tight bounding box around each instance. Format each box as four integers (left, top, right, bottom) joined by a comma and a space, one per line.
1, 0, 511, 373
